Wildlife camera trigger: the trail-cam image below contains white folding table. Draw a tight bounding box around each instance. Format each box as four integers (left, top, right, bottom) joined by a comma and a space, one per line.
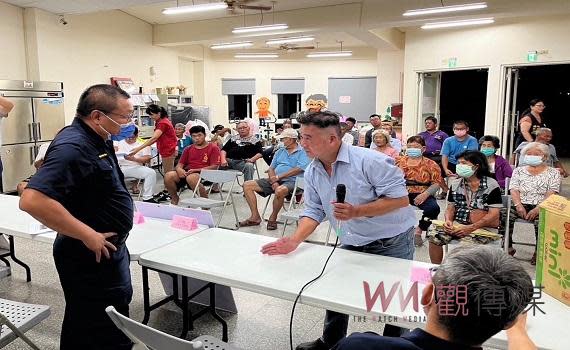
138, 227, 568, 350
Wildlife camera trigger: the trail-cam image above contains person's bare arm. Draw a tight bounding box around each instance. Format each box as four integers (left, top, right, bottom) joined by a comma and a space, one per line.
248, 152, 263, 163
129, 129, 162, 155
274, 168, 302, 182
442, 155, 453, 176
0, 95, 15, 115
519, 116, 533, 143
19, 189, 117, 262
507, 313, 537, 350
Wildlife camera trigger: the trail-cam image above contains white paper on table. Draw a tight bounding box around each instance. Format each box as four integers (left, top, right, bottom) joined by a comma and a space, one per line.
28, 221, 55, 235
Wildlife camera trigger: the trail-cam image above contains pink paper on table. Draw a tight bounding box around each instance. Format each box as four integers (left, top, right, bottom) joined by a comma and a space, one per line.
411, 265, 432, 284
133, 212, 145, 224
171, 215, 198, 231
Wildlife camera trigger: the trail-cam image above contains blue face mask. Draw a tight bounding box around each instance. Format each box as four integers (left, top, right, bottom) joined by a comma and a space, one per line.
480, 147, 496, 156
523, 155, 543, 166
100, 113, 136, 141
406, 148, 423, 158
456, 163, 476, 178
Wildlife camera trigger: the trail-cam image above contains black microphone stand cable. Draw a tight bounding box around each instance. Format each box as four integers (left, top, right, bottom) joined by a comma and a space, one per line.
289, 236, 339, 350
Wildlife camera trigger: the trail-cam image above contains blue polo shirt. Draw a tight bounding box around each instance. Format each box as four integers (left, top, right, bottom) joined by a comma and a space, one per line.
334, 329, 483, 350
27, 118, 134, 245
270, 144, 310, 183
441, 135, 479, 164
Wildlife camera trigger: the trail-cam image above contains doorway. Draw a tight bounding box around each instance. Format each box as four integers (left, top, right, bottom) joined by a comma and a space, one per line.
502, 64, 570, 157
417, 69, 488, 139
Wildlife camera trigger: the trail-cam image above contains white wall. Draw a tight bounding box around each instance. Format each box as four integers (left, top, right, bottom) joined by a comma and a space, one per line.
205, 58, 377, 127
402, 14, 570, 140
178, 57, 195, 96
0, 2, 27, 80
377, 50, 404, 112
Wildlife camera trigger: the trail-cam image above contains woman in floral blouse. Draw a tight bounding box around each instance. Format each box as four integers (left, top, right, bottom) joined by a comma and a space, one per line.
396, 136, 446, 247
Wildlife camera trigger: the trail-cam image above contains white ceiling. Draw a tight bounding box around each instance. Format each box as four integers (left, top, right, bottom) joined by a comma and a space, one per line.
1, 0, 165, 14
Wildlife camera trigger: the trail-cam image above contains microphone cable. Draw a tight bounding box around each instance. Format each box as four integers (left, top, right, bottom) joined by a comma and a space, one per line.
289, 236, 339, 350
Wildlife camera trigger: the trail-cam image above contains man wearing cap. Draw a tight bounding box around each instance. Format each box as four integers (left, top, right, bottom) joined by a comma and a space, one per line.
240, 128, 310, 230
220, 121, 263, 181
210, 124, 230, 149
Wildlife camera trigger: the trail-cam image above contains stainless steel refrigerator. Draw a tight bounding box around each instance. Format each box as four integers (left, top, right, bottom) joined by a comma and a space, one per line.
0, 80, 65, 193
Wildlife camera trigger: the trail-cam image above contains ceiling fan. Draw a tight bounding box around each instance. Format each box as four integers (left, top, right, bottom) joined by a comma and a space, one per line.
225, 0, 272, 14
277, 43, 315, 52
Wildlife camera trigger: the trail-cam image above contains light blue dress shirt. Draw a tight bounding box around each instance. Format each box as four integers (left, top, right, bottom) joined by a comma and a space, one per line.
301, 142, 416, 246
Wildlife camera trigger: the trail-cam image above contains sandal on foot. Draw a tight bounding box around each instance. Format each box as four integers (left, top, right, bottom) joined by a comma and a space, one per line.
267, 221, 278, 230
239, 219, 261, 227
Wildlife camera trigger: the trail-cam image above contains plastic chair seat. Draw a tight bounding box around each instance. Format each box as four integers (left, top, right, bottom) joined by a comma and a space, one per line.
0, 299, 50, 348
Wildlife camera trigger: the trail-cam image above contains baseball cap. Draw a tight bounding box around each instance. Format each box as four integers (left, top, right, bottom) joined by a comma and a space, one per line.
276, 128, 298, 139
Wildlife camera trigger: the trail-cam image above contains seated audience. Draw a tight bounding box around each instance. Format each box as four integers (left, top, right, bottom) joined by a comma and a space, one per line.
340, 121, 354, 145
381, 121, 402, 153
427, 151, 502, 264
396, 136, 445, 247
164, 125, 221, 205
220, 121, 263, 181
479, 135, 512, 190
515, 128, 568, 177
506, 142, 560, 264
210, 124, 231, 148
371, 130, 399, 158
175, 122, 192, 164
344, 117, 359, 146
240, 128, 310, 230
17, 142, 51, 195
334, 246, 536, 350
116, 127, 159, 203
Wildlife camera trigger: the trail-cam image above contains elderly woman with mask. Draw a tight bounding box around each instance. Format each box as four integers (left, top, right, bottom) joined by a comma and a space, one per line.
506, 142, 561, 264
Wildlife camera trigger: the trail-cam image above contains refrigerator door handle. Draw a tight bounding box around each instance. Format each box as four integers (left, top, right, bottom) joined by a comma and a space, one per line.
28, 123, 33, 142
29, 146, 34, 165
37, 122, 42, 140
31, 122, 38, 141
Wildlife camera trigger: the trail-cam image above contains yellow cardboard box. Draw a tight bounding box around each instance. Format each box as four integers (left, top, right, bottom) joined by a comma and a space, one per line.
536, 195, 570, 307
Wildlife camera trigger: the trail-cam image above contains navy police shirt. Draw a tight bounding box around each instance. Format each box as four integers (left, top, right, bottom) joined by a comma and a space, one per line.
334, 329, 483, 350
27, 117, 134, 245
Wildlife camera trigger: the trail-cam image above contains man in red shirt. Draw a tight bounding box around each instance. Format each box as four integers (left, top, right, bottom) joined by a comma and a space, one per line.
164, 125, 221, 205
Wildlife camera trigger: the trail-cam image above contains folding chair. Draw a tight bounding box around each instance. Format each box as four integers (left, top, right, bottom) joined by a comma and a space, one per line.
124, 177, 143, 201
0, 299, 51, 349
179, 170, 240, 228
502, 194, 537, 253
279, 177, 333, 246
106, 306, 239, 350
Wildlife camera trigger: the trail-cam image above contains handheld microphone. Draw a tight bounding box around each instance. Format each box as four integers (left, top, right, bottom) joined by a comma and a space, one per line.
335, 184, 346, 236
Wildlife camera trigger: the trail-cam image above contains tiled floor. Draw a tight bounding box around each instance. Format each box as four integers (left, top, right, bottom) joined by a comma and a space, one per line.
0, 159, 556, 350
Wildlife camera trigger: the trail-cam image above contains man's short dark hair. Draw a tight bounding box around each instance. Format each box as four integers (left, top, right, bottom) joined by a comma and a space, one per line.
369, 114, 381, 120
346, 117, 356, 124
189, 125, 205, 135
297, 111, 341, 136
432, 246, 533, 346
76, 84, 130, 118
453, 120, 469, 128
424, 116, 438, 124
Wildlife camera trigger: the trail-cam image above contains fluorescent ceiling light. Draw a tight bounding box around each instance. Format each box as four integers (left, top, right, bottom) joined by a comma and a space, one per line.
162, 2, 227, 15
266, 36, 314, 45
306, 51, 353, 58
232, 24, 289, 34
403, 2, 487, 16
421, 17, 494, 29
210, 41, 253, 49
235, 53, 279, 58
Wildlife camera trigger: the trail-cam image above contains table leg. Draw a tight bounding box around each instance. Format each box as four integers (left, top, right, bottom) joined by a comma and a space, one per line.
142, 266, 151, 324
209, 283, 229, 342
180, 276, 190, 339
8, 236, 31, 282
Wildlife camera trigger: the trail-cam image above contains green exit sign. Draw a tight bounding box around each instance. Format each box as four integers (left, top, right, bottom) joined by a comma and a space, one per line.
448, 57, 457, 68
527, 51, 538, 62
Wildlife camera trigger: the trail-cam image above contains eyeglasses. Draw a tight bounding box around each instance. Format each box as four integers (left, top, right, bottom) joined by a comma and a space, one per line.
106, 111, 134, 120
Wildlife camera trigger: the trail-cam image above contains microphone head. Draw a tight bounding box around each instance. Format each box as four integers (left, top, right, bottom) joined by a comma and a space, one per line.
336, 184, 346, 203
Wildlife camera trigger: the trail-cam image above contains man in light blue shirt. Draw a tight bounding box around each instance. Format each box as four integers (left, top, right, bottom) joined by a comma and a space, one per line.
241, 128, 310, 230
441, 120, 479, 176
261, 111, 416, 350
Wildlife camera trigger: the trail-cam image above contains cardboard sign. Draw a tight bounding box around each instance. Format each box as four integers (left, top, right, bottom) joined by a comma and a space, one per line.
171, 215, 198, 232
536, 195, 570, 307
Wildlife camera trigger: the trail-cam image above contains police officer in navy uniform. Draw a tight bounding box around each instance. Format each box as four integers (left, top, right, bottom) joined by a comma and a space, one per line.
20, 84, 135, 350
